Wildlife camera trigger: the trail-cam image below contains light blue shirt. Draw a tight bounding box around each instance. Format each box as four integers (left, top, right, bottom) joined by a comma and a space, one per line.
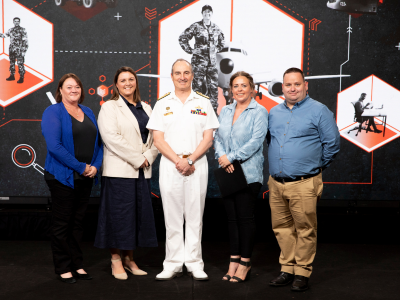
268, 95, 340, 179
214, 99, 269, 184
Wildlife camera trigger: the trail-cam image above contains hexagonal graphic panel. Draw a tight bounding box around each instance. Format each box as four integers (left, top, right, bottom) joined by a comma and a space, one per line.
158, 0, 304, 112
0, 0, 53, 107
337, 75, 400, 152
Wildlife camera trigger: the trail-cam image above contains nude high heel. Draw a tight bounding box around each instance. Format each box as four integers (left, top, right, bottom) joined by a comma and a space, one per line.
124, 257, 148, 275
111, 258, 128, 280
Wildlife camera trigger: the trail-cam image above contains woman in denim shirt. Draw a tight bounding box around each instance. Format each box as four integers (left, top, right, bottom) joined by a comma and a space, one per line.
214, 71, 269, 283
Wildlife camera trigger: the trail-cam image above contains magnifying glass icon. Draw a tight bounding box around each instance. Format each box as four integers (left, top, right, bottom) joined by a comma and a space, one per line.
12, 144, 45, 175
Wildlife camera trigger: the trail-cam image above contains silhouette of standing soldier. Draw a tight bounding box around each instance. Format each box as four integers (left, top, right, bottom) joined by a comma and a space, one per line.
0, 17, 29, 83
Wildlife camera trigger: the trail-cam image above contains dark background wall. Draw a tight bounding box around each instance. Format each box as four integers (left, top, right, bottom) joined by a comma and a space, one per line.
0, 0, 399, 201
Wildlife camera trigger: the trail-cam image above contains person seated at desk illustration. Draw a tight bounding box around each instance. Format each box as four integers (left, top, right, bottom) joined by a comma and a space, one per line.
355, 93, 382, 134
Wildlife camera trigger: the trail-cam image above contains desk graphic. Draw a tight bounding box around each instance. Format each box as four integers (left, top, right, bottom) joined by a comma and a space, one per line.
361, 108, 387, 137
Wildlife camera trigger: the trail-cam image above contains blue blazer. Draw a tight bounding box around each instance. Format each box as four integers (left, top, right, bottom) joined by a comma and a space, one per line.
41, 102, 103, 188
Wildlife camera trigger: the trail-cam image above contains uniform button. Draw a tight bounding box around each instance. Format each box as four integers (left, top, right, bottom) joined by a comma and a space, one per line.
291, 111, 292, 113
280, 158, 281, 160
281, 146, 283, 148
287, 122, 289, 124
284, 134, 286, 136
280, 171, 282, 173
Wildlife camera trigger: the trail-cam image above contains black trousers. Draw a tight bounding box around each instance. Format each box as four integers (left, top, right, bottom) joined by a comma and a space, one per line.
364, 117, 379, 131
223, 182, 262, 258
46, 178, 93, 275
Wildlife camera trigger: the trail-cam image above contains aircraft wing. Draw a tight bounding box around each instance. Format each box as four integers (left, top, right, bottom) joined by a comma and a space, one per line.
304, 75, 350, 80
251, 72, 273, 86
137, 74, 170, 79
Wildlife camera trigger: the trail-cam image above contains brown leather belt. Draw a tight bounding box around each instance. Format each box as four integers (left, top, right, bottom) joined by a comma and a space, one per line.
182, 155, 190, 158
273, 169, 321, 184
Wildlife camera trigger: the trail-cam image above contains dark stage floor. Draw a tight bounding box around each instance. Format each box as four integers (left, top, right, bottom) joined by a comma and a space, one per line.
0, 240, 399, 300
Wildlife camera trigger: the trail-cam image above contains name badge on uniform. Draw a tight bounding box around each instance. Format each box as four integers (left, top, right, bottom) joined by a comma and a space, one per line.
191, 106, 207, 116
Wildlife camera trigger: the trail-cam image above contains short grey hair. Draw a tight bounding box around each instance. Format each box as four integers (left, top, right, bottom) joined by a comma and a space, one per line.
171, 59, 193, 74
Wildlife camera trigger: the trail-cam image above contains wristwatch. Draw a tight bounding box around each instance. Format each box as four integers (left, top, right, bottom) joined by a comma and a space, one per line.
187, 157, 194, 166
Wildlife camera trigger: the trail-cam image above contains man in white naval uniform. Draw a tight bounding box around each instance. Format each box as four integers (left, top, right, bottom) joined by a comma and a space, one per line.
147, 59, 219, 280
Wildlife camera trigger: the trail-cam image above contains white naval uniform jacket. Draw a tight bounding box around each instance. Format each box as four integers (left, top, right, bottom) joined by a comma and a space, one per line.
146, 90, 220, 160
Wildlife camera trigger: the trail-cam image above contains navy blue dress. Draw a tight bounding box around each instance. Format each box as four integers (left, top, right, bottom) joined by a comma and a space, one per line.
94, 97, 158, 250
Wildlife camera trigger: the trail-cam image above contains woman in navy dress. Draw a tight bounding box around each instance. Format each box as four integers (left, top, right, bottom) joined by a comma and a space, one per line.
94, 67, 158, 280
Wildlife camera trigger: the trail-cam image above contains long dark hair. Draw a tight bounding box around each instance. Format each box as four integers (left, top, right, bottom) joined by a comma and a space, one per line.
55, 73, 85, 104
110, 66, 141, 103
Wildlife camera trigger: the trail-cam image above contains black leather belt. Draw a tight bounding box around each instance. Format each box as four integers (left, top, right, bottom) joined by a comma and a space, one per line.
273, 169, 321, 184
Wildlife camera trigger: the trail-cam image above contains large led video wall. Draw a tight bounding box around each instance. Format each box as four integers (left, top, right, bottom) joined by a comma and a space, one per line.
1, 0, 399, 200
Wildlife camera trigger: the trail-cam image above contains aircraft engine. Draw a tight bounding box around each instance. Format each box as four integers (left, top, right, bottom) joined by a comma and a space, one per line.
220, 59, 235, 74
267, 81, 283, 97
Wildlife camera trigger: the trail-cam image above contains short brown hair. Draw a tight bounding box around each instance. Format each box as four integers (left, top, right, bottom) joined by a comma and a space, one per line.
283, 67, 305, 81
110, 66, 142, 103
229, 71, 255, 91
55, 73, 85, 104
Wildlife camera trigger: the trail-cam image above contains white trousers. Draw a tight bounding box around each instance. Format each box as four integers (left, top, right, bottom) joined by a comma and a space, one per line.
159, 155, 208, 272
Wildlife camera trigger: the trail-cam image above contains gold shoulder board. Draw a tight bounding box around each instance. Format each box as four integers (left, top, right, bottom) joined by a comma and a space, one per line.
157, 92, 171, 101
195, 91, 210, 99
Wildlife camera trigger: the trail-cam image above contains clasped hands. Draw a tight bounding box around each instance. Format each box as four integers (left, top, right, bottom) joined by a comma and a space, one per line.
139, 158, 149, 169
218, 154, 234, 173
176, 157, 195, 176
83, 164, 97, 178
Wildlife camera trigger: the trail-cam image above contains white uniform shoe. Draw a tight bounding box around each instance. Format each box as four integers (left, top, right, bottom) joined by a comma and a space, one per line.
155, 270, 183, 281
188, 270, 209, 281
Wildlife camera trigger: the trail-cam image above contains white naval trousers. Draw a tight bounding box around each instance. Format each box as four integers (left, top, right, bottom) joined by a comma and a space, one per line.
159, 155, 208, 272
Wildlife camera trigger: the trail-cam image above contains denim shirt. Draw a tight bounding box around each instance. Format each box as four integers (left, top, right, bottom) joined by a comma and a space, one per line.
267, 95, 340, 179
214, 99, 269, 184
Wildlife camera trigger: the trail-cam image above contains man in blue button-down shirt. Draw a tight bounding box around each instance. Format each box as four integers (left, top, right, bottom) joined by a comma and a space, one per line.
267, 68, 340, 292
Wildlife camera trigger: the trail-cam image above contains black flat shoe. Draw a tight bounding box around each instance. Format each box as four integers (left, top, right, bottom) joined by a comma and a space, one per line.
74, 273, 93, 280
222, 257, 240, 281
231, 260, 251, 283
58, 275, 77, 284
269, 272, 294, 286
291, 275, 309, 292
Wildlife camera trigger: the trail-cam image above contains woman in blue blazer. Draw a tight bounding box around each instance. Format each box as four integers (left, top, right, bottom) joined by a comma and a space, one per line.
41, 73, 103, 283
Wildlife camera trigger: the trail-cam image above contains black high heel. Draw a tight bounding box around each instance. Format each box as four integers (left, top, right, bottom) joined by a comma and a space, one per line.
231, 260, 251, 283
222, 257, 240, 281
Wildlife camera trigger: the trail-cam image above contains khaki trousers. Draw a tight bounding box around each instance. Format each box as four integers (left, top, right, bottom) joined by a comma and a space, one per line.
268, 173, 323, 277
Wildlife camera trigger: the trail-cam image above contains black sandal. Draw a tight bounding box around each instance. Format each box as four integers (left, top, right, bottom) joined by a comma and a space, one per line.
222, 257, 240, 281
231, 260, 251, 283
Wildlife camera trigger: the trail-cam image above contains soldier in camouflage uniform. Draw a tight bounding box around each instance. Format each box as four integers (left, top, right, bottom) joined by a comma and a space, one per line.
0, 17, 28, 83
179, 5, 225, 113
